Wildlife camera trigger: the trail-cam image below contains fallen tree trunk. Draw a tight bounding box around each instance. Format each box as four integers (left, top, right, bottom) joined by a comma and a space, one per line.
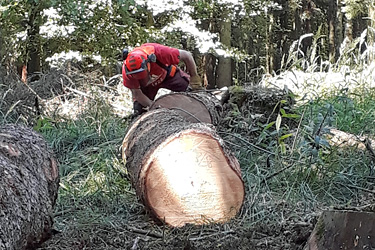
304, 210, 375, 250
149, 92, 223, 125
0, 124, 59, 250
122, 109, 244, 227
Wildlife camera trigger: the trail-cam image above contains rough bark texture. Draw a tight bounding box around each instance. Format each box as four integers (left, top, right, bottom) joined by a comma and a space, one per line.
122, 109, 244, 227
305, 210, 375, 250
203, 53, 216, 89
0, 124, 59, 250
216, 7, 232, 88
328, 0, 338, 64
150, 92, 223, 126
26, 3, 42, 81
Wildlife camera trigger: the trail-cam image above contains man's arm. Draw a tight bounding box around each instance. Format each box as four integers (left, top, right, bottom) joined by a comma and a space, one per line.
179, 50, 198, 77
131, 89, 153, 107
179, 49, 203, 90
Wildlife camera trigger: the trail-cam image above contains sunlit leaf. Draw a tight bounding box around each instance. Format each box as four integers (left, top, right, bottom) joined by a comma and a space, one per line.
276, 113, 282, 132
279, 133, 293, 141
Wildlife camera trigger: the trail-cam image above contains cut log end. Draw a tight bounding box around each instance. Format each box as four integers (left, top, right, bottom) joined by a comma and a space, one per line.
141, 132, 244, 227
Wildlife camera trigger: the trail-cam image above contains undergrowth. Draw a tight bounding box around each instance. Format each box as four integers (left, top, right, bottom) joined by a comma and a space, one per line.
228, 78, 375, 229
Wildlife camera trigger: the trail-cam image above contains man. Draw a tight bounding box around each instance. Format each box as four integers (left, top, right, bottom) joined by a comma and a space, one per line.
122, 43, 203, 115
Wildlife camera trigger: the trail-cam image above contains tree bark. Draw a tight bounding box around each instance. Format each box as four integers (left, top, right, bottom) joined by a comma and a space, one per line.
336, 0, 344, 57
202, 7, 217, 89
26, 3, 42, 81
294, 4, 302, 41
265, 8, 274, 74
0, 124, 59, 250
216, 7, 232, 88
301, 0, 313, 61
122, 109, 244, 227
368, 2, 375, 61
274, 0, 290, 72
344, 19, 353, 43
305, 210, 375, 250
327, 0, 338, 64
150, 92, 223, 125
203, 53, 217, 89
0, 26, 3, 66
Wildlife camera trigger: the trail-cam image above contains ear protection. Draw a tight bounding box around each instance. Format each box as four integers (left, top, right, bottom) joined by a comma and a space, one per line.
138, 54, 156, 72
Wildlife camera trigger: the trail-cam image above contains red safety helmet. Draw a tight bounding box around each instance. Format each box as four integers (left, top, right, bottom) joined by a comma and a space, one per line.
124, 50, 156, 80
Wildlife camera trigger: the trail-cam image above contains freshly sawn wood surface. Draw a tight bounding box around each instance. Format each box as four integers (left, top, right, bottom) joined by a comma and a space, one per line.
122, 106, 244, 227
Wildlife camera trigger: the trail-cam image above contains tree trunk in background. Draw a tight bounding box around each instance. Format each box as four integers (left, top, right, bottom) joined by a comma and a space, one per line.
122, 108, 244, 227
274, 0, 290, 72
336, 0, 343, 57
26, 3, 42, 81
0, 124, 59, 250
327, 0, 338, 64
294, 4, 302, 41
369, 3, 375, 61
301, 0, 313, 60
0, 27, 3, 66
216, 7, 232, 88
265, 9, 274, 74
204, 53, 216, 89
203, 8, 217, 89
344, 18, 353, 42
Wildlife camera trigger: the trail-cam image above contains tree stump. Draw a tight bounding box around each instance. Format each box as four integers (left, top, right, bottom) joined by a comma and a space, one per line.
0, 124, 59, 250
149, 92, 223, 125
122, 109, 244, 227
304, 210, 375, 250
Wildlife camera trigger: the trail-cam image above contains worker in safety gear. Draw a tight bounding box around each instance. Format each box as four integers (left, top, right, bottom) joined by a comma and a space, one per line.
122, 43, 203, 115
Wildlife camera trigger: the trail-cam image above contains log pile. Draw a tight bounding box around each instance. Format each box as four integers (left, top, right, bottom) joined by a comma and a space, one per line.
0, 124, 59, 250
122, 93, 244, 227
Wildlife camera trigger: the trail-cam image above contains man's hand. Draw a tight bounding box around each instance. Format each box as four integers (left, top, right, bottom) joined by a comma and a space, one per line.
190, 75, 204, 90
131, 89, 153, 107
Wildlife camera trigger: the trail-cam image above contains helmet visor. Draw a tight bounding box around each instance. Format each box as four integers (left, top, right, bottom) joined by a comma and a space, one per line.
126, 67, 148, 80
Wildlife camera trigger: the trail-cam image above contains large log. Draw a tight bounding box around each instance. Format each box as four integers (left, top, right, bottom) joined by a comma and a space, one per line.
122, 109, 244, 227
149, 92, 223, 125
304, 210, 375, 250
0, 124, 59, 250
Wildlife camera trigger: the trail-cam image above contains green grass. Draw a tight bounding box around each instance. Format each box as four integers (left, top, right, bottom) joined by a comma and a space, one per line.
218, 75, 375, 233
2, 59, 375, 249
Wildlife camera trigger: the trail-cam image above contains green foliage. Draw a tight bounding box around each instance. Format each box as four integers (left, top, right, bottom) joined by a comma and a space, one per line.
38, 103, 130, 200
281, 25, 328, 73
343, 0, 373, 19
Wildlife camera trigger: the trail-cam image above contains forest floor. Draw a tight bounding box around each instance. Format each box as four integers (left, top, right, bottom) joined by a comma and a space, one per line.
2, 64, 375, 249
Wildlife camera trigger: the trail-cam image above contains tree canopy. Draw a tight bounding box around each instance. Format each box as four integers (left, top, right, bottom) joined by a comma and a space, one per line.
0, 0, 374, 86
